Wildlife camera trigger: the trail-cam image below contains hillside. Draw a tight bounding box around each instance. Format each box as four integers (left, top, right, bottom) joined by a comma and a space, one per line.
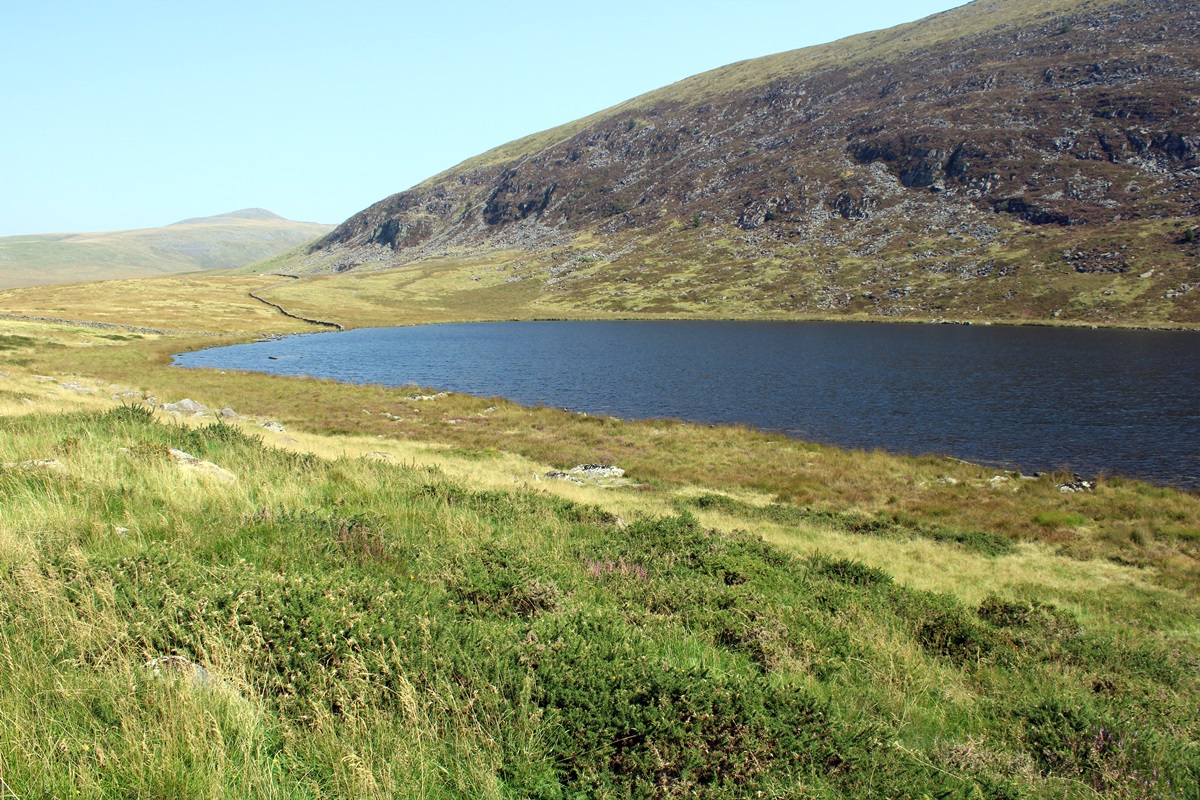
0, 210, 332, 289
280, 0, 1200, 326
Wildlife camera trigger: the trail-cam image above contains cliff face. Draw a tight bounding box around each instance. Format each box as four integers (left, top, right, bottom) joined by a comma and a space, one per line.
299, 0, 1200, 324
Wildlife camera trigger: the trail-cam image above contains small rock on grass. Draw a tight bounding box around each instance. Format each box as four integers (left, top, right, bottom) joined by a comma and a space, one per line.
144, 655, 233, 693
169, 448, 236, 484
545, 464, 640, 488
162, 398, 208, 415
569, 464, 625, 479
545, 470, 585, 485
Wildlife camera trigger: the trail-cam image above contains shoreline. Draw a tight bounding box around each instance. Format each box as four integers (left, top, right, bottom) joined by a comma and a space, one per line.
171, 321, 1200, 494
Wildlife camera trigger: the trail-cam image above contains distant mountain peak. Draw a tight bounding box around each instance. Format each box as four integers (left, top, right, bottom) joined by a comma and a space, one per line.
0, 211, 334, 290
171, 208, 287, 226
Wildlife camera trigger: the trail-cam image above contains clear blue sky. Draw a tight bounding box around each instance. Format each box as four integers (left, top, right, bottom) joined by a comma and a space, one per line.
1, 0, 966, 235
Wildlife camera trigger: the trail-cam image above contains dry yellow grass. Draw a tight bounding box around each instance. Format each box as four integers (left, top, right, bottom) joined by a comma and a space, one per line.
0, 274, 314, 334
253, 251, 586, 329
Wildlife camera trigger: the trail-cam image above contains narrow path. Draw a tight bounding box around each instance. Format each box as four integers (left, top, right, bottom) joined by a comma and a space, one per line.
249, 275, 344, 331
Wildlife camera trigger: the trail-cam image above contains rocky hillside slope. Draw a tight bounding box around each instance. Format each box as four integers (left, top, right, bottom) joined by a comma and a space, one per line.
0, 210, 332, 289
291, 0, 1199, 325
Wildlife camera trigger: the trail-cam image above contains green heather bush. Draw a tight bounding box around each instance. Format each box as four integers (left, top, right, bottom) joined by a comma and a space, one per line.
448, 541, 561, 618
521, 614, 847, 798
806, 554, 894, 588
1, 409, 1197, 798
895, 590, 994, 664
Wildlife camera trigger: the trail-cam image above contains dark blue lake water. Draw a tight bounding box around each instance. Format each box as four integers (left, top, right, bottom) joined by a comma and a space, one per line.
175, 321, 1200, 490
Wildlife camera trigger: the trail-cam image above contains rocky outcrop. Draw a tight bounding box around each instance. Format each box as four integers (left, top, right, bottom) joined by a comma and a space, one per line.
283, 0, 1199, 324
543, 464, 644, 488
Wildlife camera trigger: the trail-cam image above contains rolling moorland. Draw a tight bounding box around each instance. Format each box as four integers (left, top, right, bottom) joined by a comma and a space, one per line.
0, 209, 332, 290
1, 0, 1199, 796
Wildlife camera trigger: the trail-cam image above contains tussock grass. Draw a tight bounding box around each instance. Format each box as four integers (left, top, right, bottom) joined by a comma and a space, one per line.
0, 398, 1197, 797
2, 317, 1199, 797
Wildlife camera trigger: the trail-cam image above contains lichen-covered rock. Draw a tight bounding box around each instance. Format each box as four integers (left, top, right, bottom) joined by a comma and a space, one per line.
175, 398, 208, 415
144, 655, 216, 687
143, 655, 238, 696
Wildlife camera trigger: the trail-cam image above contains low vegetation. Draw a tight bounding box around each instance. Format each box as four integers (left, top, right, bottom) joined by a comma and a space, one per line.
2, 397, 1198, 798
1, 288, 1198, 797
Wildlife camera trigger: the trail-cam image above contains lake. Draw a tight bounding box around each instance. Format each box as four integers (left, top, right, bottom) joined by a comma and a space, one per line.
174, 320, 1200, 490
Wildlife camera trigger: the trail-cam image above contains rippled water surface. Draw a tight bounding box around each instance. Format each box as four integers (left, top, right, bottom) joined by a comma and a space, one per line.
175, 321, 1200, 489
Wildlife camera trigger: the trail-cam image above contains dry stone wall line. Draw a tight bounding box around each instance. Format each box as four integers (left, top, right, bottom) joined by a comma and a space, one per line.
248, 278, 344, 331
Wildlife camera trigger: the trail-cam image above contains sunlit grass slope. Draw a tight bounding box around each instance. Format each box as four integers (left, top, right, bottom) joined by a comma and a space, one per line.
0, 210, 332, 290
1, 389, 1197, 798
0, 275, 315, 335
251, 224, 1199, 330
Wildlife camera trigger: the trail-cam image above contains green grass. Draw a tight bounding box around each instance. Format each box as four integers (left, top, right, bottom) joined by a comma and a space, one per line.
1034, 511, 1088, 528
0, 334, 37, 351
680, 492, 1015, 556
2, 404, 1197, 798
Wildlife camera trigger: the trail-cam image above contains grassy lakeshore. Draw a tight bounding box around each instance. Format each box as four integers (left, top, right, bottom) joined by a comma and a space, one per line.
1, 283, 1198, 798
